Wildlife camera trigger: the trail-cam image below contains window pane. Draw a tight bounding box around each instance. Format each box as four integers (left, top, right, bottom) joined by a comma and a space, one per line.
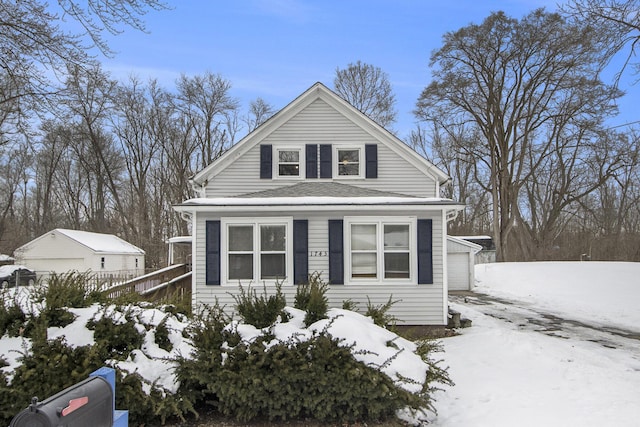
338, 149, 360, 176
338, 150, 359, 163
279, 150, 299, 162
384, 253, 410, 278
384, 224, 409, 249
279, 164, 299, 176
339, 163, 359, 176
352, 253, 377, 278
351, 224, 376, 250
261, 254, 286, 279
229, 254, 253, 280
229, 226, 253, 251
261, 225, 286, 251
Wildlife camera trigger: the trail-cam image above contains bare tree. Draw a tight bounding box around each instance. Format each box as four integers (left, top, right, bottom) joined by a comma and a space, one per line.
334, 61, 397, 129
245, 97, 275, 133
176, 72, 239, 170
561, 0, 640, 82
0, 0, 168, 126
415, 10, 622, 261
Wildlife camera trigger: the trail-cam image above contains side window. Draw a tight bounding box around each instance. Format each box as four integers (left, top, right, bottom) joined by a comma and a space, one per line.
277, 149, 301, 177
338, 148, 360, 176
334, 147, 363, 178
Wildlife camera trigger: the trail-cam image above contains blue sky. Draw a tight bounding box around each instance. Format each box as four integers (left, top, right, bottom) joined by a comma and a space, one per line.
96, 0, 638, 139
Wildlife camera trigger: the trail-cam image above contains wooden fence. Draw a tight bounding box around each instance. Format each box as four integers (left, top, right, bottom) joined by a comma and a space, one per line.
102, 264, 191, 302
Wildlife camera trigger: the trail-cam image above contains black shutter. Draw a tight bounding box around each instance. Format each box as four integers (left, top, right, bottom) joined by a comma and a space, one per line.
293, 220, 308, 284
320, 144, 332, 178
260, 145, 272, 179
417, 219, 433, 284
328, 219, 344, 284
305, 145, 318, 179
365, 144, 378, 178
206, 220, 221, 286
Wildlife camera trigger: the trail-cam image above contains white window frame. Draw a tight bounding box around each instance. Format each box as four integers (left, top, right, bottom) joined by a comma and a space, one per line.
344, 216, 417, 284
221, 217, 293, 285
333, 146, 364, 179
274, 147, 304, 179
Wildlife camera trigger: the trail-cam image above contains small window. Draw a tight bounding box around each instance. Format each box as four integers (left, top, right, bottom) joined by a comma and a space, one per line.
135, 258, 139, 268
277, 149, 301, 177
101, 257, 105, 269
335, 147, 362, 177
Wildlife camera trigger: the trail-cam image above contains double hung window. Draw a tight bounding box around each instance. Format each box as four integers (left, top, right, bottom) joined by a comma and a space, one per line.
277, 149, 301, 177
335, 147, 362, 177
225, 219, 292, 283
346, 218, 415, 283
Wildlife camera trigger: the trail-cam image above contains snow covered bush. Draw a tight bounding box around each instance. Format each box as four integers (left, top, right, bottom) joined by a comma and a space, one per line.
177, 306, 452, 425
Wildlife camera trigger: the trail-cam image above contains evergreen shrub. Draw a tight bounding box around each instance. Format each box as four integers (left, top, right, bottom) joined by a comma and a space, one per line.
232, 283, 288, 328
366, 295, 400, 330
293, 272, 329, 326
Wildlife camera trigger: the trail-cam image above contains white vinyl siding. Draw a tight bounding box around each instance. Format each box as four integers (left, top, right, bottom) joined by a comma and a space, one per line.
192, 210, 446, 325
204, 99, 438, 198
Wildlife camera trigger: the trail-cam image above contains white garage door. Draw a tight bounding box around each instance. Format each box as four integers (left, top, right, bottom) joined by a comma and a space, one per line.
448, 253, 470, 291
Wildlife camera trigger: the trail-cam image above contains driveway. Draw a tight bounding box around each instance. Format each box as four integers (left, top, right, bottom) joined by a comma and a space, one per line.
449, 291, 640, 355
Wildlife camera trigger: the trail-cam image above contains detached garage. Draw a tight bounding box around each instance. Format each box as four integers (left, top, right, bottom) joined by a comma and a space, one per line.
447, 236, 482, 291
14, 229, 145, 277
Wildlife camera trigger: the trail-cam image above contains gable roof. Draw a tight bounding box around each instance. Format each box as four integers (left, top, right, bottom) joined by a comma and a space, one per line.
56, 229, 145, 254
17, 229, 145, 255
190, 82, 450, 188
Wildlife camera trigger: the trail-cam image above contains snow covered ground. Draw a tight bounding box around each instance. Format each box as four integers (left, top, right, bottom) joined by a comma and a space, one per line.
433, 261, 640, 427
2, 261, 639, 425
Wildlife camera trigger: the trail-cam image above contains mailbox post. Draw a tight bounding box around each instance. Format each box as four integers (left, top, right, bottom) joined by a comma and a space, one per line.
9, 367, 128, 427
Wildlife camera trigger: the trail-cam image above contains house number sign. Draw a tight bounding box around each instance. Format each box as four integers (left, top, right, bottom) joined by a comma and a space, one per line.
309, 251, 328, 257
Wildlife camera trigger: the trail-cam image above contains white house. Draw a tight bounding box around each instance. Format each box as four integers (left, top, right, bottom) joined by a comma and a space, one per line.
14, 229, 145, 277
174, 83, 464, 326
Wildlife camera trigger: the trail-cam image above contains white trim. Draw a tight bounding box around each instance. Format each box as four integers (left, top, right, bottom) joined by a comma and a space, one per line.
176, 202, 462, 214
343, 216, 417, 285
441, 210, 448, 324
220, 217, 293, 286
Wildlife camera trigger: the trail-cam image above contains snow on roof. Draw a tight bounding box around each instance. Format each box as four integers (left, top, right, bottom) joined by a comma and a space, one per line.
178, 196, 460, 207
0, 254, 14, 262
56, 229, 145, 255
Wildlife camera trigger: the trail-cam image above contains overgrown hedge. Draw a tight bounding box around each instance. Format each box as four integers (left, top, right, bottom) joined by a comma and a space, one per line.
0, 273, 452, 426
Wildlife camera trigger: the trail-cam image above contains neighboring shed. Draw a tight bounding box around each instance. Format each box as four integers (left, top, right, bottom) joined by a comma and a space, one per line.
447, 236, 482, 291
14, 229, 145, 277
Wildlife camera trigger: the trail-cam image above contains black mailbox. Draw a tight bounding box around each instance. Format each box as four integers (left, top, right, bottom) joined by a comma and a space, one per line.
10, 375, 114, 427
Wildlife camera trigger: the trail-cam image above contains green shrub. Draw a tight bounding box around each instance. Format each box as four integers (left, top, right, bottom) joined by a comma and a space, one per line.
231, 283, 288, 328
87, 315, 144, 358
154, 315, 172, 352
174, 302, 232, 406
44, 271, 98, 310
294, 272, 329, 327
342, 298, 359, 311
207, 329, 427, 423
366, 295, 400, 330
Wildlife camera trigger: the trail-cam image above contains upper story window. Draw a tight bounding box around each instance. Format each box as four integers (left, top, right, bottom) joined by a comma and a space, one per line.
277, 149, 301, 177
335, 147, 363, 178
